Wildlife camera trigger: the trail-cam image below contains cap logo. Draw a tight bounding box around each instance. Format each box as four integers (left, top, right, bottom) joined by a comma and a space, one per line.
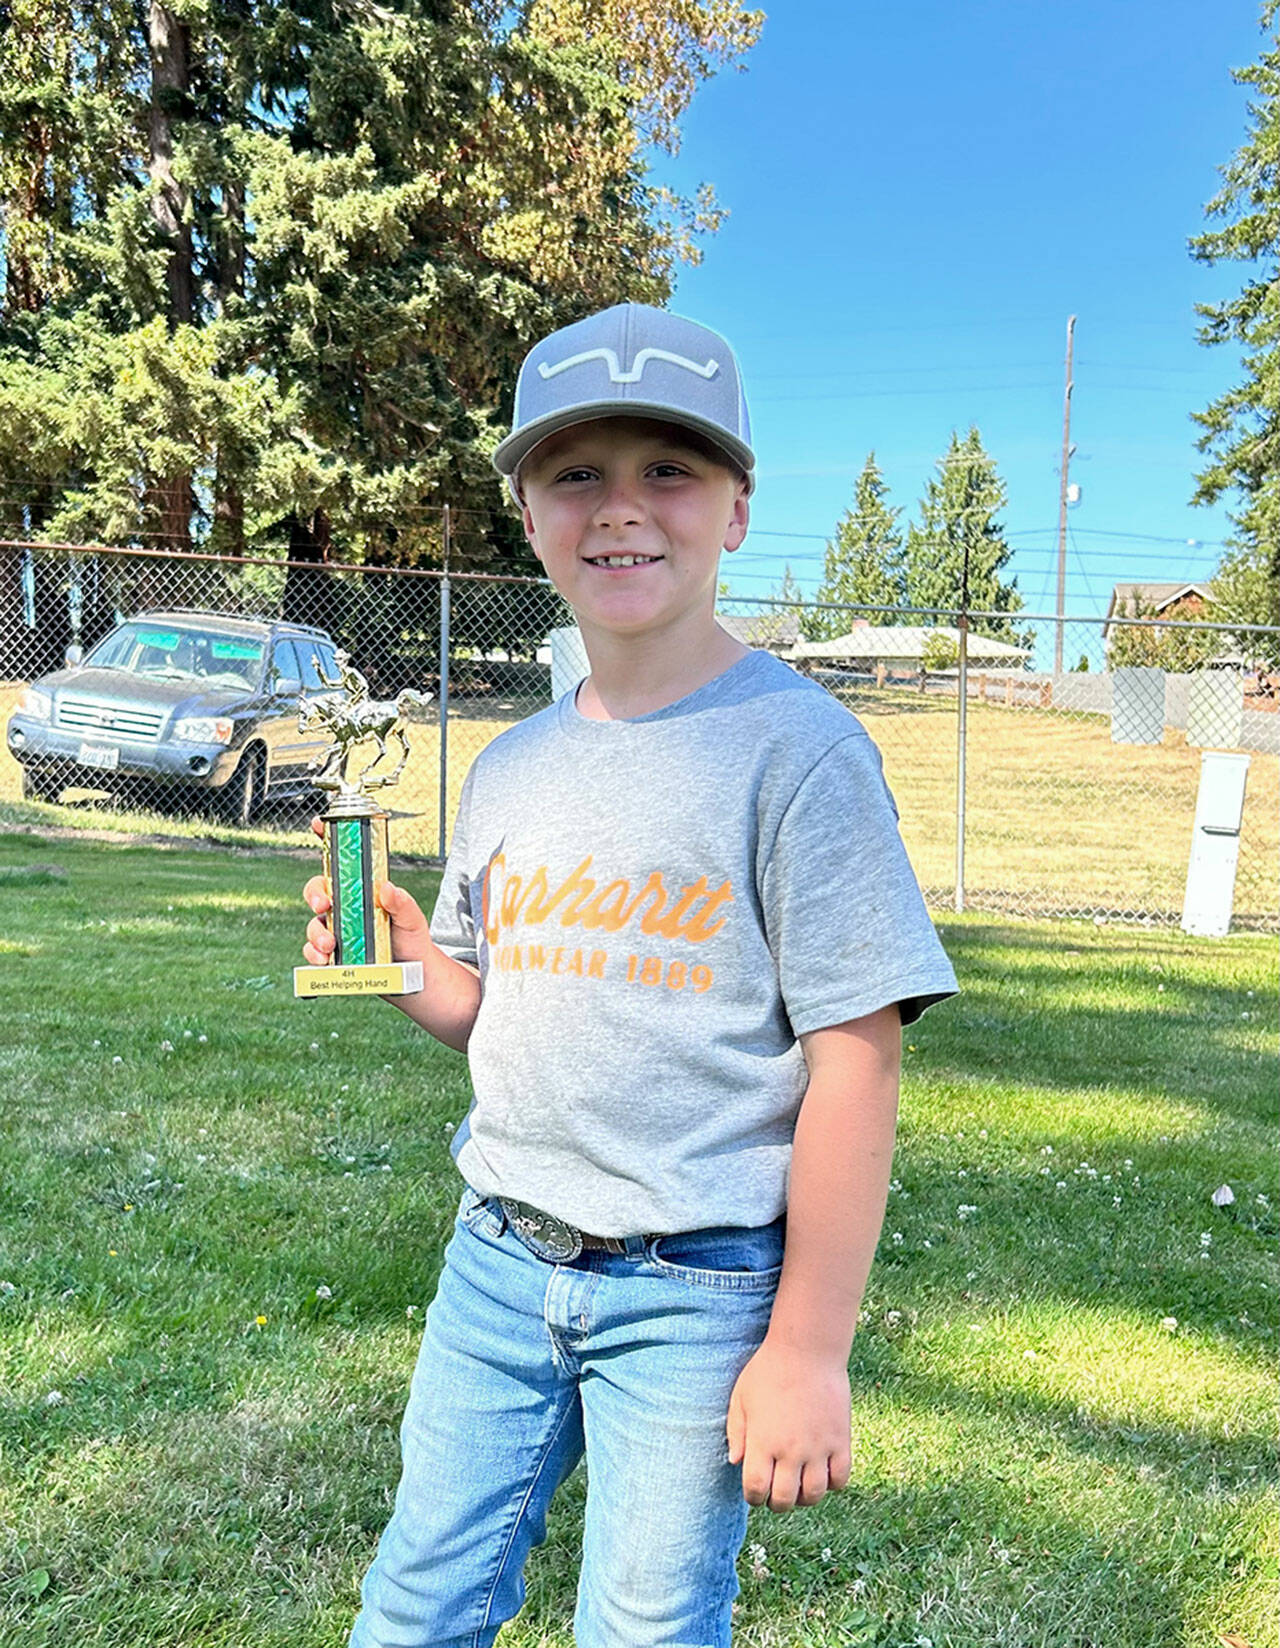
537, 346, 721, 386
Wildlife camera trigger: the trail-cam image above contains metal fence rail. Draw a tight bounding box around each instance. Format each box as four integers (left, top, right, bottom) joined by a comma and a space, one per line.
3, 540, 1276, 933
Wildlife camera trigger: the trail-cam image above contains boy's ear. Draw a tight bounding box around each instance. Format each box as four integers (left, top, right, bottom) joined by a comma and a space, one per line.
722, 488, 750, 554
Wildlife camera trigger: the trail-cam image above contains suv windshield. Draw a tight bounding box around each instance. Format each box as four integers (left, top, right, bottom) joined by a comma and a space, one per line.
86, 623, 265, 691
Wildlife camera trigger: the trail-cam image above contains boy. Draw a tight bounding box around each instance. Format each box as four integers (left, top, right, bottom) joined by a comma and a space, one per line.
302, 302, 958, 1648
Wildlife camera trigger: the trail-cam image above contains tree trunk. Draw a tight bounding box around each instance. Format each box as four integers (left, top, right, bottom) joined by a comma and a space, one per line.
146, 2, 194, 551
212, 175, 247, 555
282, 510, 343, 639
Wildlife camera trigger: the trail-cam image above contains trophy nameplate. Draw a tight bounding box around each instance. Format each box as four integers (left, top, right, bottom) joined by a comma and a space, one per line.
293, 650, 432, 999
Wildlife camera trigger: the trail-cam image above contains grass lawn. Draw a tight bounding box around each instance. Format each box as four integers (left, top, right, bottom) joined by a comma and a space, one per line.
0, 831, 1276, 1648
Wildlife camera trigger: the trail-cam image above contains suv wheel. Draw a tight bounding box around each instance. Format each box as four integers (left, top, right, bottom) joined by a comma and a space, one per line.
21, 767, 63, 804
223, 749, 264, 826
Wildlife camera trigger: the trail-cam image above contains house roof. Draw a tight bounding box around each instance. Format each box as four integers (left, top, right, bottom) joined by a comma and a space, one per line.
1103, 581, 1213, 632
791, 625, 1029, 663
717, 611, 804, 647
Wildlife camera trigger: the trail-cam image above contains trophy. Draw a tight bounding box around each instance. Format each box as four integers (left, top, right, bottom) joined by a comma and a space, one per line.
293, 650, 433, 999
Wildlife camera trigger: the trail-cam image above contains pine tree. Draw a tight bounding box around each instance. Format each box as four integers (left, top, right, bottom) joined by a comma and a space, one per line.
0, 0, 763, 586
903, 428, 1028, 645
1191, 3, 1280, 666
804, 453, 905, 641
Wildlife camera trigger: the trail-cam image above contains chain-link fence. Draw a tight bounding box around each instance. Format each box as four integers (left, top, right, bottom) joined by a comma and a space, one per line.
4, 539, 1277, 932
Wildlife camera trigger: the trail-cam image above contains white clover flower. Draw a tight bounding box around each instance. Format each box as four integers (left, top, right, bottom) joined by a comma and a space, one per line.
330, 1030, 340, 1039
111, 1055, 122, 1065
93, 1038, 101, 1047
160, 1040, 173, 1052
1200, 1232, 1212, 1247
340, 1083, 349, 1092
315, 1285, 332, 1300
1056, 1180, 1067, 1190
821, 1546, 833, 1562
1113, 1196, 1123, 1208
310, 1042, 319, 1051
1161, 1316, 1177, 1331
1212, 1185, 1234, 1207
45, 1390, 64, 1405
891, 1232, 904, 1245
922, 1239, 932, 1249
0, 1280, 15, 1294
197, 1034, 207, 1043
1023, 1349, 1037, 1361
885, 1309, 902, 1327
183, 1030, 192, 1038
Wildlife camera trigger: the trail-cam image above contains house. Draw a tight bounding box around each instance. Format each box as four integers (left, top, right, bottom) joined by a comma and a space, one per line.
789, 625, 1030, 674
1102, 581, 1213, 642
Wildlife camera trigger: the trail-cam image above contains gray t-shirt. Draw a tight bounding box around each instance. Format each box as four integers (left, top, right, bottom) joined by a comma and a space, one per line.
430, 648, 957, 1236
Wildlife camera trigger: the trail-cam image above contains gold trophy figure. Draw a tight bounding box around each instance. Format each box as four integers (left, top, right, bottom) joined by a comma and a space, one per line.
293, 650, 432, 999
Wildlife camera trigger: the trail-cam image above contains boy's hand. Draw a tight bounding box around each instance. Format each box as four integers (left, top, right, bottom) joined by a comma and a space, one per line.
301, 816, 434, 967
726, 1338, 851, 1513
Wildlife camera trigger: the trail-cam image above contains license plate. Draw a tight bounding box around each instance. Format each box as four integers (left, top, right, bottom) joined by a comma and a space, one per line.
78, 742, 120, 770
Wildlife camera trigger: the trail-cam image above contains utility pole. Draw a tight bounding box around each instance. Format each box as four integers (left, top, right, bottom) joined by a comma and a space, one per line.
1054, 314, 1076, 676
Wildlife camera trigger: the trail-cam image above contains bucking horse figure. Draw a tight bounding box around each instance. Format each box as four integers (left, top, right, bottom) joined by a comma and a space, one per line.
298, 650, 434, 795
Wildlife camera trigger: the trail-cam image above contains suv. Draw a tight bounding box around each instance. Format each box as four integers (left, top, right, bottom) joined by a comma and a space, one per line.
6, 610, 342, 824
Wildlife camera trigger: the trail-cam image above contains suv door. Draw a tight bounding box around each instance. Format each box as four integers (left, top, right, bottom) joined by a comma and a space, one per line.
263, 637, 309, 782
293, 638, 339, 777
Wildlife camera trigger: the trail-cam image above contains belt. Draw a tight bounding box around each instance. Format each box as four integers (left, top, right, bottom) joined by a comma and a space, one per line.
497, 1197, 646, 1262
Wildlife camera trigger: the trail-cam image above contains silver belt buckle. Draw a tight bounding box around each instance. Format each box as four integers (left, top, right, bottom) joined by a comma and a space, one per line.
498, 1198, 583, 1262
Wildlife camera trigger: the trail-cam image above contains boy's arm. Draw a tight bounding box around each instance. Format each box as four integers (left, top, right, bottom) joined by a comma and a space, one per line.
725, 1002, 901, 1513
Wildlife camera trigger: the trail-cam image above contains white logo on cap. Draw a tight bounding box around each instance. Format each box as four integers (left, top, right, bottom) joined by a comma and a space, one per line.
538, 347, 720, 385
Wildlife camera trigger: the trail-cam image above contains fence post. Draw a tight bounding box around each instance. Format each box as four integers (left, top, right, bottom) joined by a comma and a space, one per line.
954, 613, 968, 914
438, 505, 451, 862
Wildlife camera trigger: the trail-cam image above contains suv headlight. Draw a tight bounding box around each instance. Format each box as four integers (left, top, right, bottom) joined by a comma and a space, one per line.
175, 716, 234, 745
17, 687, 52, 722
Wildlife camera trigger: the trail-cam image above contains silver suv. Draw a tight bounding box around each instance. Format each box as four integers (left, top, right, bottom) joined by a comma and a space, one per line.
6, 610, 342, 824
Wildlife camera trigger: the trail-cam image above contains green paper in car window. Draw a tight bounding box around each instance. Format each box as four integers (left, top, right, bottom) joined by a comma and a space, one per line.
211, 641, 262, 660
137, 630, 180, 649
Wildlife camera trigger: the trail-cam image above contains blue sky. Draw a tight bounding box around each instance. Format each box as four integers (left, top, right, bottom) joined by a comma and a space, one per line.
661, 0, 1264, 640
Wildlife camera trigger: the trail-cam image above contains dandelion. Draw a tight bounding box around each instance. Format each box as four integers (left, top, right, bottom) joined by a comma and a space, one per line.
255, 1314, 267, 1327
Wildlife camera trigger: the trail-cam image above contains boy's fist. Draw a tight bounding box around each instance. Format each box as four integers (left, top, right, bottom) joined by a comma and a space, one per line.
301, 816, 432, 967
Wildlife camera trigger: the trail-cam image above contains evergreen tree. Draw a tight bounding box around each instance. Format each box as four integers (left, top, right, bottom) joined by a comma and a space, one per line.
1190, 3, 1280, 665
804, 453, 904, 641
903, 428, 1029, 646
0, 0, 763, 584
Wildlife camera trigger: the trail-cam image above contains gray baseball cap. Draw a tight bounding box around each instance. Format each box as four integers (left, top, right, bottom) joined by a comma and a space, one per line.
493, 302, 755, 494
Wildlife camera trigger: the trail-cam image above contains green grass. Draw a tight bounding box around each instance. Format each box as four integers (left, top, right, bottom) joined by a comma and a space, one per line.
0, 831, 1276, 1648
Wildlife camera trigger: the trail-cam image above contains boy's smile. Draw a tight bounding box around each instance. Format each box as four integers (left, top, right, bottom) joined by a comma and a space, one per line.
517, 417, 750, 643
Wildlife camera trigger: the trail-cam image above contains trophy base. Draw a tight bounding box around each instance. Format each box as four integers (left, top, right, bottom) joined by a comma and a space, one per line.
294, 960, 425, 999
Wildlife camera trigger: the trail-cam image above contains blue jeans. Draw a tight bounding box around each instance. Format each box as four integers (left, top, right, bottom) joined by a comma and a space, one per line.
348, 1183, 787, 1648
